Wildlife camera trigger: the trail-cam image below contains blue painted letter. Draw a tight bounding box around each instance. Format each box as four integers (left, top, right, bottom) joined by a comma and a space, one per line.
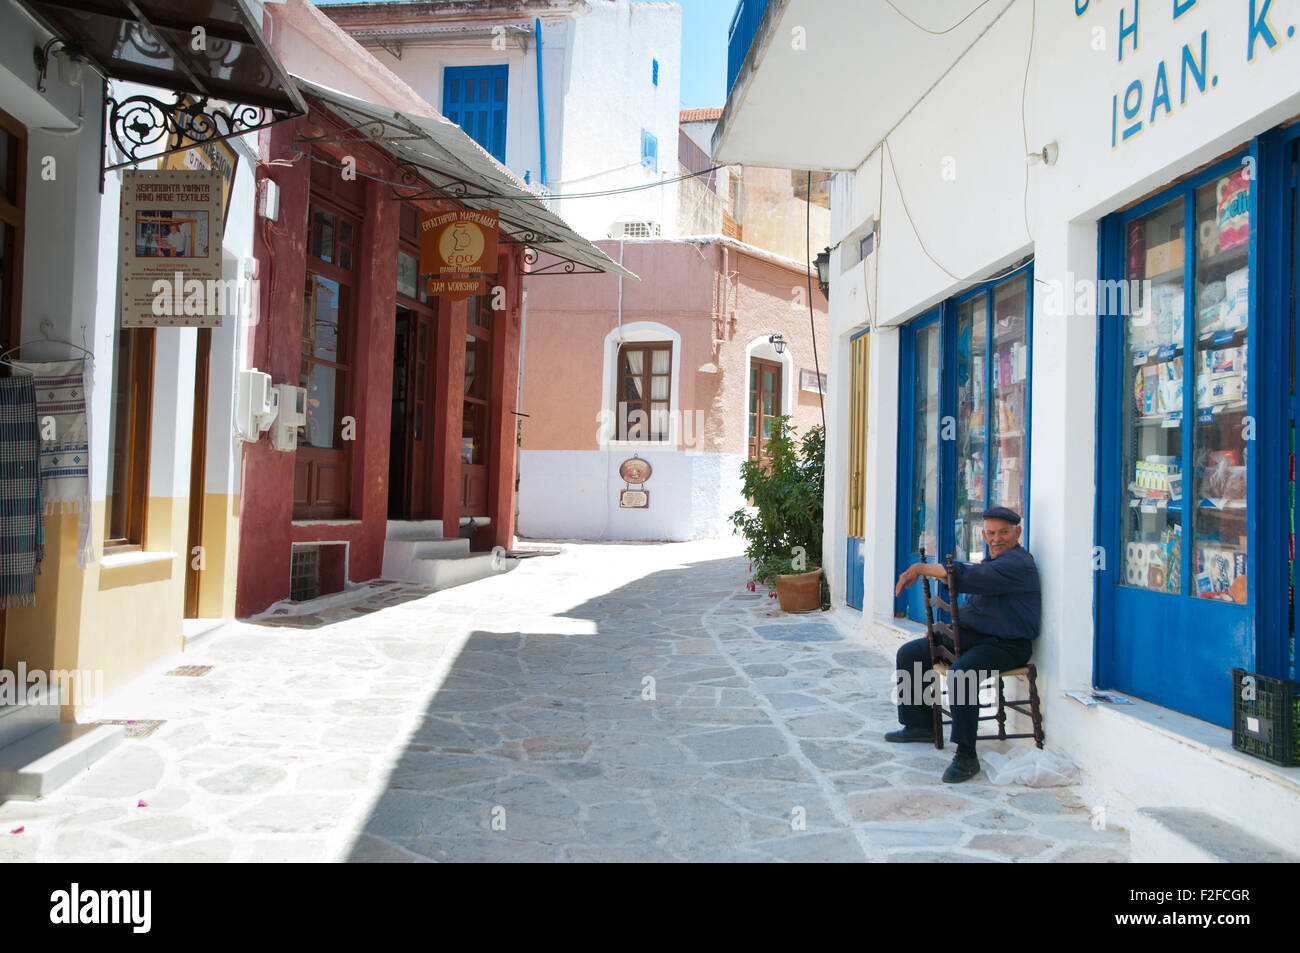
1248, 0, 1278, 61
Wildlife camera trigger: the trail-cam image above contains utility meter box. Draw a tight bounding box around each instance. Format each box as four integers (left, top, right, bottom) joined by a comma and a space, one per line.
270, 383, 307, 451
237, 369, 278, 440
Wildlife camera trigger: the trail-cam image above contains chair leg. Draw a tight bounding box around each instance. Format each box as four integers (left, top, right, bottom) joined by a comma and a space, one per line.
931, 696, 944, 750
995, 676, 1007, 740
1027, 664, 1045, 748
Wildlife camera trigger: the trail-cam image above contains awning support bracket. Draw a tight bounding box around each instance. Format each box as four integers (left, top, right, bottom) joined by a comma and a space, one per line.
104, 91, 302, 172
520, 246, 607, 276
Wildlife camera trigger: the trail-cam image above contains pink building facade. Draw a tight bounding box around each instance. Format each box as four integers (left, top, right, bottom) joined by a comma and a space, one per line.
519, 237, 827, 540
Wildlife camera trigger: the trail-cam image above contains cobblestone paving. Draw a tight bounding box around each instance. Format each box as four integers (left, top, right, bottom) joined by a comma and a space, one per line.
0, 540, 1129, 863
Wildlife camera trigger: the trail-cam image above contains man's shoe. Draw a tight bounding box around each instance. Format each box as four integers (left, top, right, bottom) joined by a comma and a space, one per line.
942, 752, 980, 783
884, 726, 934, 743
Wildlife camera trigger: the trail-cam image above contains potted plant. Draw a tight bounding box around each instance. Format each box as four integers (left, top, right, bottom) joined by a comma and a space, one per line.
729, 417, 825, 612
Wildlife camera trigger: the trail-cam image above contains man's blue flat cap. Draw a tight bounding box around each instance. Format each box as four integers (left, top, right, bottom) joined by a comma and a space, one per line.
983, 506, 1022, 525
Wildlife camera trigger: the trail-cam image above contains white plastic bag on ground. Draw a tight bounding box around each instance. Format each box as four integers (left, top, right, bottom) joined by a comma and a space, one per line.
982, 748, 1079, 787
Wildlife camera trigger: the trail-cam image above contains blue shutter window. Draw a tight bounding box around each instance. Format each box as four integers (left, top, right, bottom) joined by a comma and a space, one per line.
443, 65, 509, 163
652, 59, 659, 86
641, 129, 658, 173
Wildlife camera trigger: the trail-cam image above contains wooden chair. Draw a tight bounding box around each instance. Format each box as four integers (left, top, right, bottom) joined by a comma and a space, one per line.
918, 549, 1045, 751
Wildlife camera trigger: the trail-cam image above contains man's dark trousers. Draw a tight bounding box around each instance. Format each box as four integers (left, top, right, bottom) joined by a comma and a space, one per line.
895, 631, 1032, 748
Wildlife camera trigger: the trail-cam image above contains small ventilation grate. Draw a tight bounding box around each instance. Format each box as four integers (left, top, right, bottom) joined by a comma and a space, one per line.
164, 665, 213, 678
290, 546, 320, 602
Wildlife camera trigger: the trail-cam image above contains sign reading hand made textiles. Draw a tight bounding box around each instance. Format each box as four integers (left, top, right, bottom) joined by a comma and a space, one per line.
119, 170, 224, 327
419, 210, 499, 302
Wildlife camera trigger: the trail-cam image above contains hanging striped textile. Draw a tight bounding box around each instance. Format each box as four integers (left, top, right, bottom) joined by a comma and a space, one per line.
12, 359, 95, 568
0, 375, 43, 609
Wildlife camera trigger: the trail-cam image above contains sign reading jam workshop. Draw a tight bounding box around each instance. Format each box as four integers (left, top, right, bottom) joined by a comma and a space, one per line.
1078, 0, 1295, 149
420, 210, 499, 301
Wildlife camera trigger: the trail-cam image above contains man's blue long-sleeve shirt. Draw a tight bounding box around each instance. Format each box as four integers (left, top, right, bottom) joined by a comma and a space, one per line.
948, 545, 1041, 641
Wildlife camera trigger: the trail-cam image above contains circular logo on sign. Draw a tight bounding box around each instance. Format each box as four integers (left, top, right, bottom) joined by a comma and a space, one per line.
619, 458, 652, 484
439, 220, 486, 271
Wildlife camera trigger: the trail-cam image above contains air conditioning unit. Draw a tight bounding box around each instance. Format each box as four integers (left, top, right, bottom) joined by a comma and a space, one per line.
270, 383, 307, 451
608, 219, 661, 239
237, 369, 278, 441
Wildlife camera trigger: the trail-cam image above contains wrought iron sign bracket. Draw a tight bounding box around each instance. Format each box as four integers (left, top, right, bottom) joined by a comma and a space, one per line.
519, 246, 607, 276
104, 90, 302, 173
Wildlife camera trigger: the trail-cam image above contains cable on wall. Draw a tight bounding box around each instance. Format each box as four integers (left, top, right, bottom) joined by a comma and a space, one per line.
884, 0, 996, 35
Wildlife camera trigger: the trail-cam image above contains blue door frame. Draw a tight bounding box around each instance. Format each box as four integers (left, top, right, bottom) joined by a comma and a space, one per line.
894, 263, 1035, 623
1095, 127, 1299, 725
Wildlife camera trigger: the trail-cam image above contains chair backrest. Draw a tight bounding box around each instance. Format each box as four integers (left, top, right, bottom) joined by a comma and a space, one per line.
919, 549, 963, 664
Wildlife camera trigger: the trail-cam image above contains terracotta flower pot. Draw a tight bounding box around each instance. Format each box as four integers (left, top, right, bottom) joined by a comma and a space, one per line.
775, 568, 822, 613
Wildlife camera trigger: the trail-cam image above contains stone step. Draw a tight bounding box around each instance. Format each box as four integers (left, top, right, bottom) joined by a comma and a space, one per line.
0, 722, 125, 799
1130, 807, 1300, 863
385, 520, 445, 541
0, 683, 63, 749
409, 552, 515, 591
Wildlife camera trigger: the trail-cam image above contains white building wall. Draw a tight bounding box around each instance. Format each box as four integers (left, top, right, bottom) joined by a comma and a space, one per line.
556, 0, 681, 239
815, 0, 1300, 840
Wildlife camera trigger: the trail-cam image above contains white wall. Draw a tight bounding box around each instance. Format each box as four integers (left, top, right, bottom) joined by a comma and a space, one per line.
556, 0, 682, 239
518, 447, 743, 541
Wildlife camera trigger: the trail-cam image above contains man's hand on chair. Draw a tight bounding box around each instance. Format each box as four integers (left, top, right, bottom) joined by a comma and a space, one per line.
894, 561, 949, 597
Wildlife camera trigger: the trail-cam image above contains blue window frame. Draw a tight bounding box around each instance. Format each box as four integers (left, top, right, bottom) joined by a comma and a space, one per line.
895, 264, 1035, 623
443, 65, 508, 163
640, 129, 658, 173
1096, 126, 1300, 724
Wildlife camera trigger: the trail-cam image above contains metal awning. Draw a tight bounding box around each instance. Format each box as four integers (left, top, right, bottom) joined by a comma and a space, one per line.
19, 0, 306, 170
293, 77, 637, 281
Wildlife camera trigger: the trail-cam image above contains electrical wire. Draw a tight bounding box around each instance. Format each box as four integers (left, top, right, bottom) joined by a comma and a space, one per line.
884, 0, 996, 35
292, 147, 723, 202
1020, 0, 1037, 242
880, 0, 1038, 286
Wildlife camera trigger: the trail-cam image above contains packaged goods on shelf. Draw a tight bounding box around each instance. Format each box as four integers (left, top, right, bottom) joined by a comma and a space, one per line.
1196, 372, 1245, 406
1224, 267, 1249, 329
1216, 169, 1251, 252
1203, 345, 1246, 376
1136, 364, 1159, 415
1197, 279, 1227, 336
1136, 459, 1181, 491
1146, 237, 1184, 276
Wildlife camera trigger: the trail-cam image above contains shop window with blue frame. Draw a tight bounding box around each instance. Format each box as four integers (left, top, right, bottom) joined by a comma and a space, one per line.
896, 266, 1034, 623
1096, 129, 1300, 726
443, 65, 508, 163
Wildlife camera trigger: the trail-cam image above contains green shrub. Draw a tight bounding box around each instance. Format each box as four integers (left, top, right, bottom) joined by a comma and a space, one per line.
729, 417, 824, 587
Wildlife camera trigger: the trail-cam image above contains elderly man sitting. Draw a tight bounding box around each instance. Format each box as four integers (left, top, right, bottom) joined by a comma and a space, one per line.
889, 506, 1041, 783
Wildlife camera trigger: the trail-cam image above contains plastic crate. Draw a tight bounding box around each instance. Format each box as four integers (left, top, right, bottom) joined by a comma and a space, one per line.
1231, 669, 1300, 766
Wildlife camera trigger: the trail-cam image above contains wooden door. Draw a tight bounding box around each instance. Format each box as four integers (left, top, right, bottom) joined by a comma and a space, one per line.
389, 304, 438, 520
747, 357, 783, 462
461, 296, 492, 517
846, 330, 870, 609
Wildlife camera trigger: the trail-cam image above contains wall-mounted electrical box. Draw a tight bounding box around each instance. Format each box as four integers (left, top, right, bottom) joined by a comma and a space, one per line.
270, 383, 307, 451
237, 369, 278, 441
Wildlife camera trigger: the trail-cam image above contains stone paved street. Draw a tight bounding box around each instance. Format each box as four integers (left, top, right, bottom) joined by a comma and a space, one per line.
0, 540, 1129, 862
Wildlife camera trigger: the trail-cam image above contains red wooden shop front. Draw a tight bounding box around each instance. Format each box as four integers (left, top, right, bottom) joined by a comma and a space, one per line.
235, 106, 522, 617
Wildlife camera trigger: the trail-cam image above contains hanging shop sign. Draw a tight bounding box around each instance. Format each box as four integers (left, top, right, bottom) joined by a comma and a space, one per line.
161, 100, 240, 229
119, 169, 224, 328
619, 457, 652, 508
420, 209, 500, 301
